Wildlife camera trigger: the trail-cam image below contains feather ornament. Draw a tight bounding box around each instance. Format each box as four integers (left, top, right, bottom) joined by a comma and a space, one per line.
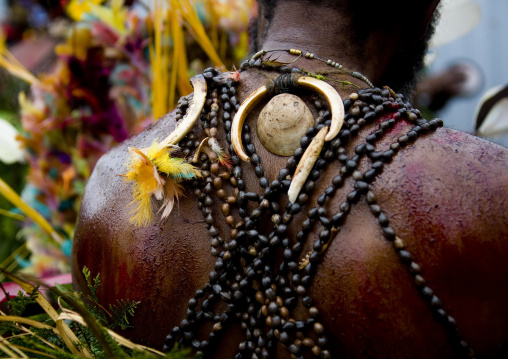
123, 141, 201, 227
208, 137, 232, 168
262, 53, 293, 68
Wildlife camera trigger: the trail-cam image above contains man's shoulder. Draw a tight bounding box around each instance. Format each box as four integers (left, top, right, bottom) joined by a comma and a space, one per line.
80, 111, 180, 215
375, 126, 508, 244
375, 126, 506, 185
408, 127, 508, 185
427, 127, 507, 160
93, 111, 180, 177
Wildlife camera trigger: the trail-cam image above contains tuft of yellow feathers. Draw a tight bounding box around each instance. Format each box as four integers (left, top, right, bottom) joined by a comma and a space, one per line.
123, 141, 201, 227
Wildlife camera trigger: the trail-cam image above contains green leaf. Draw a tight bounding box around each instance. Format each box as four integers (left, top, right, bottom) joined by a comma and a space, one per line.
109, 299, 140, 330
7, 286, 40, 316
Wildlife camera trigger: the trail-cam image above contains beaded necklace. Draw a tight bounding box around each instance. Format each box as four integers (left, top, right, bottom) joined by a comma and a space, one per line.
248, 48, 374, 89
151, 51, 476, 359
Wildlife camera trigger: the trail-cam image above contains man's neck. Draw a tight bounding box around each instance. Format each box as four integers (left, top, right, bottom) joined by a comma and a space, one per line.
257, 1, 401, 88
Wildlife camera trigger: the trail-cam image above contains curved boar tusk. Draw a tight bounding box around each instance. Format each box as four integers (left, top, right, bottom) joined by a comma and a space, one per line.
160, 74, 207, 148
192, 137, 210, 163
287, 126, 328, 203
231, 85, 268, 162
297, 76, 344, 141
232, 76, 344, 161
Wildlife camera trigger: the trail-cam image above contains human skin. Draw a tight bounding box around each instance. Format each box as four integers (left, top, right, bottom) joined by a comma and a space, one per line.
72, 1, 508, 358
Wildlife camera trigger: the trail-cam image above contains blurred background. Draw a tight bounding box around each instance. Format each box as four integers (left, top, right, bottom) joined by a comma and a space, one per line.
0, 0, 506, 281
0, 0, 255, 281
422, 0, 508, 147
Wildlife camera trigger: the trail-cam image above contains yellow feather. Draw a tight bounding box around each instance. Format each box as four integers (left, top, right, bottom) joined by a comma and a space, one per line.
163, 159, 201, 180
124, 141, 201, 226
159, 180, 183, 219
136, 165, 159, 192
146, 141, 160, 159
129, 183, 154, 227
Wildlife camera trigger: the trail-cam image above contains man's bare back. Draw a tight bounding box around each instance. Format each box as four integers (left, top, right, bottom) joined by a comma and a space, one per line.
72, 1, 508, 357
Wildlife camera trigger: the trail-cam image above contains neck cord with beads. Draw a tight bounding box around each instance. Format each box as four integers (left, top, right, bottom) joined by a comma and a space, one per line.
245, 48, 374, 89
124, 54, 476, 358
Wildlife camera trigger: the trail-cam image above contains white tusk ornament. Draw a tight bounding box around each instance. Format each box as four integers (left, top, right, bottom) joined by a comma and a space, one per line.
287, 126, 328, 203
231, 76, 344, 161
231, 85, 268, 162
160, 74, 207, 148
297, 76, 344, 141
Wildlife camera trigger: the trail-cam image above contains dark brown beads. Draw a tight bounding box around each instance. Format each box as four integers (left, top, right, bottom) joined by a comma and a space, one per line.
168, 69, 468, 359
213, 177, 222, 189
225, 216, 236, 228
217, 189, 227, 200
221, 203, 231, 216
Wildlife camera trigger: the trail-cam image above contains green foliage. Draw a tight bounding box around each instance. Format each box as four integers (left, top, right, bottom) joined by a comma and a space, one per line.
0, 161, 28, 274
83, 266, 101, 302
71, 323, 104, 357
145, 345, 194, 359
109, 299, 139, 330
81, 266, 140, 330
0, 287, 69, 357
20, 334, 78, 359
99, 326, 127, 359
0, 286, 39, 338
0, 70, 29, 113
81, 266, 108, 324
6, 285, 39, 316
0, 269, 195, 358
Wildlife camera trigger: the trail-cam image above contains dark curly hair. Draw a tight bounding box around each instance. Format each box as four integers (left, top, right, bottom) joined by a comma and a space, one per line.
252, 0, 440, 96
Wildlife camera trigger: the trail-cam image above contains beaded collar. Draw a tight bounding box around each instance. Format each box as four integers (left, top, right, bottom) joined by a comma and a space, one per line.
124, 50, 476, 359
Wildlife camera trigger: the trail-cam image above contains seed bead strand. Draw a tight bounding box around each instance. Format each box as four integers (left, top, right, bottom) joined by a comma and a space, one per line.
296, 89, 475, 359
220, 97, 333, 358
363, 119, 476, 359
230, 99, 301, 357
168, 69, 281, 355
285, 88, 402, 257
164, 66, 476, 359
175, 92, 193, 122
268, 94, 408, 357
248, 48, 374, 88
171, 93, 199, 158
279, 88, 475, 359
166, 69, 242, 352
215, 70, 286, 358
270, 96, 407, 358
288, 86, 470, 359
